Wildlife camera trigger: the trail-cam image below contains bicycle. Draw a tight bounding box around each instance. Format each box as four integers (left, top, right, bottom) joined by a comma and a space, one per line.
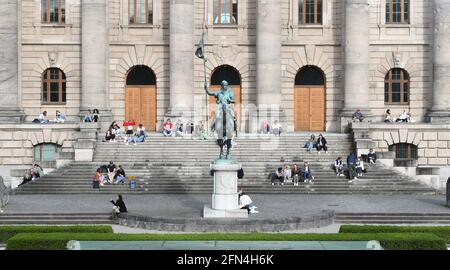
0, 176, 11, 210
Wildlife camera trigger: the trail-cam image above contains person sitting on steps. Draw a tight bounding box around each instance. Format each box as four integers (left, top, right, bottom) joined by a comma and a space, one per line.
292, 164, 301, 186
334, 157, 344, 177
316, 134, 328, 154
302, 161, 314, 183
114, 165, 126, 184
269, 167, 284, 186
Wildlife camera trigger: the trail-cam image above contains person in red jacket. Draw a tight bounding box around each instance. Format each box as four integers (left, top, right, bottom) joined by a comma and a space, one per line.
163, 118, 174, 137
123, 119, 136, 139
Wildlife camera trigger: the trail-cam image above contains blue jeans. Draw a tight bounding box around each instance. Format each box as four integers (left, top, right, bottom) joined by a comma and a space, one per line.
304, 172, 312, 181
115, 175, 125, 184
132, 136, 145, 143
307, 142, 314, 151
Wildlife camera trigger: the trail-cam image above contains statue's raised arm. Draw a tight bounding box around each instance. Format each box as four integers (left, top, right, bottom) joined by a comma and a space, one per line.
204, 82, 216, 97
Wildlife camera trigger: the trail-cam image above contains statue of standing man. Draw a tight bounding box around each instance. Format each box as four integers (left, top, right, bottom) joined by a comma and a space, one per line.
204, 80, 236, 160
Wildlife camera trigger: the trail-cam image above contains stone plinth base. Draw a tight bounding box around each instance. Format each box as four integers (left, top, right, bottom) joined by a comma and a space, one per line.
203, 161, 248, 218
203, 205, 248, 218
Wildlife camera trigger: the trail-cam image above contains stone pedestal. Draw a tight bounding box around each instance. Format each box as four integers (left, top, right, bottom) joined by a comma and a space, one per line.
203, 161, 248, 218
74, 123, 100, 162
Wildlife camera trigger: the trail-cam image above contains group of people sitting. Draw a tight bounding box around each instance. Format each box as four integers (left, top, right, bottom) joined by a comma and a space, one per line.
93, 161, 126, 188
18, 164, 44, 187
260, 120, 283, 136
163, 118, 209, 140
333, 149, 377, 182
351, 108, 412, 123
32, 110, 66, 124
384, 109, 411, 123
83, 109, 100, 123
269, 161, 315, 186
303, 134, 328, 154
105, 121, 147, 145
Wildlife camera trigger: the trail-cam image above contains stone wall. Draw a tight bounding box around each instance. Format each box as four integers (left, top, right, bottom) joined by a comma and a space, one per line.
0, 124, 79, 185
14, 0, 436, 132
20, 0, 81, 122
352, 122, 450, 189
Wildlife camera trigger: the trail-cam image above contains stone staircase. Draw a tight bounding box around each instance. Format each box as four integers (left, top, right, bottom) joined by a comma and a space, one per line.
15, 133, 436, 195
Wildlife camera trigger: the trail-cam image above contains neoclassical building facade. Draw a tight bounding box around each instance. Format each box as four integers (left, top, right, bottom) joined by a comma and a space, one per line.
1, 0, 450, 188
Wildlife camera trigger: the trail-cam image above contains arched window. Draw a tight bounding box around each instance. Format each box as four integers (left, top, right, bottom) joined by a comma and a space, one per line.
214, 0, 238, 25
129, 0, 153, 24
126, 65, 156, 85
211, 65, 241, 85
386, 0, 410, 24
385, 68, 409, 104
299, 0, 322, 24
42, 68, 66, 104
41, 0, 66, 23
295, 66, 325, 86
389, 143, 418, 160
34, 143, 62, 162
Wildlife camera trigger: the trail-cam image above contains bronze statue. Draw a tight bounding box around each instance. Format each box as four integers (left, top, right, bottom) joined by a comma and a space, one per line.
204, 80, 236, 160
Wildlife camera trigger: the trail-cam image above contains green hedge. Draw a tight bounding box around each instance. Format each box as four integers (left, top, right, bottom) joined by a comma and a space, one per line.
339, 225, 450, 243
0, 226, 113, 242
6, 232, 447, 250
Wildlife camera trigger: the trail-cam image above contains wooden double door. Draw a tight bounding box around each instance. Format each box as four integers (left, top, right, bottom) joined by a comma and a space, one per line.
294, 86, 325, 132
125, 86, 157, 131
208, 85, 241, 127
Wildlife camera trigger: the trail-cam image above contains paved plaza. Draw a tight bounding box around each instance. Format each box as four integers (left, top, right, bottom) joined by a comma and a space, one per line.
4, 194, 449, 218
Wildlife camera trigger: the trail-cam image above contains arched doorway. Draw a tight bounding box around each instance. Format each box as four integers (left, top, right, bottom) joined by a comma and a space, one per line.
125, 65, 157, 131
294, 66, 326, 131
209, 65, 242, 128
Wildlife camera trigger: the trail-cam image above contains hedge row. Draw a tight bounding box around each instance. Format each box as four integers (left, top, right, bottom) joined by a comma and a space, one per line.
0, 226, 113, 242
339, 225, 450, 243
6, 232, 447, 250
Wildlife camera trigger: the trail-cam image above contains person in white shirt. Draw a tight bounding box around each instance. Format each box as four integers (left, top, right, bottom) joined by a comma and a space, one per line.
384, 109, 394, 123
334, 157, 344, 176
355, 157, 365, 177
55, 110, 66, 123
38, 111, 49, 124
272, 121, 282, 136
238, 189, 258, 214
396, 110, 408, 122
283, 165, 292, 183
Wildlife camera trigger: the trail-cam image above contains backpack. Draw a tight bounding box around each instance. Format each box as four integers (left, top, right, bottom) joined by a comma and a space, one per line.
32, 119, 40, 124
100, 165, 108, 173
237, 168, 244, 179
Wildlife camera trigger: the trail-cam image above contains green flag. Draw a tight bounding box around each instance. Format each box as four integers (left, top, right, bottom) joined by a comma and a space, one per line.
195, 33, 205, 59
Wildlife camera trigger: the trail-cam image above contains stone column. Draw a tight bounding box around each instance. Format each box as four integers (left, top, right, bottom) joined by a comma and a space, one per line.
166, 0, 195, 121
256, 0, 283, 126
80, 0, 112, 131
0, 0, 24, 123
341, 0, 370, 131
429, 0, 450, 122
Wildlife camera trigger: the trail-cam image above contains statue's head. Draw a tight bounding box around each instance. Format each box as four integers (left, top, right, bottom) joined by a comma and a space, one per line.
220, 80, 229, 89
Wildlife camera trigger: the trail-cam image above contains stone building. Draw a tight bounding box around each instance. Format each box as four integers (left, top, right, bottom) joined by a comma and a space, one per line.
0, 0, 450, 189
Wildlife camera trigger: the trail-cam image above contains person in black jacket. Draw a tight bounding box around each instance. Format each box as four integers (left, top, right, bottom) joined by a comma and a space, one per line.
110, 194, 127, 219
316, 134, 328, 154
